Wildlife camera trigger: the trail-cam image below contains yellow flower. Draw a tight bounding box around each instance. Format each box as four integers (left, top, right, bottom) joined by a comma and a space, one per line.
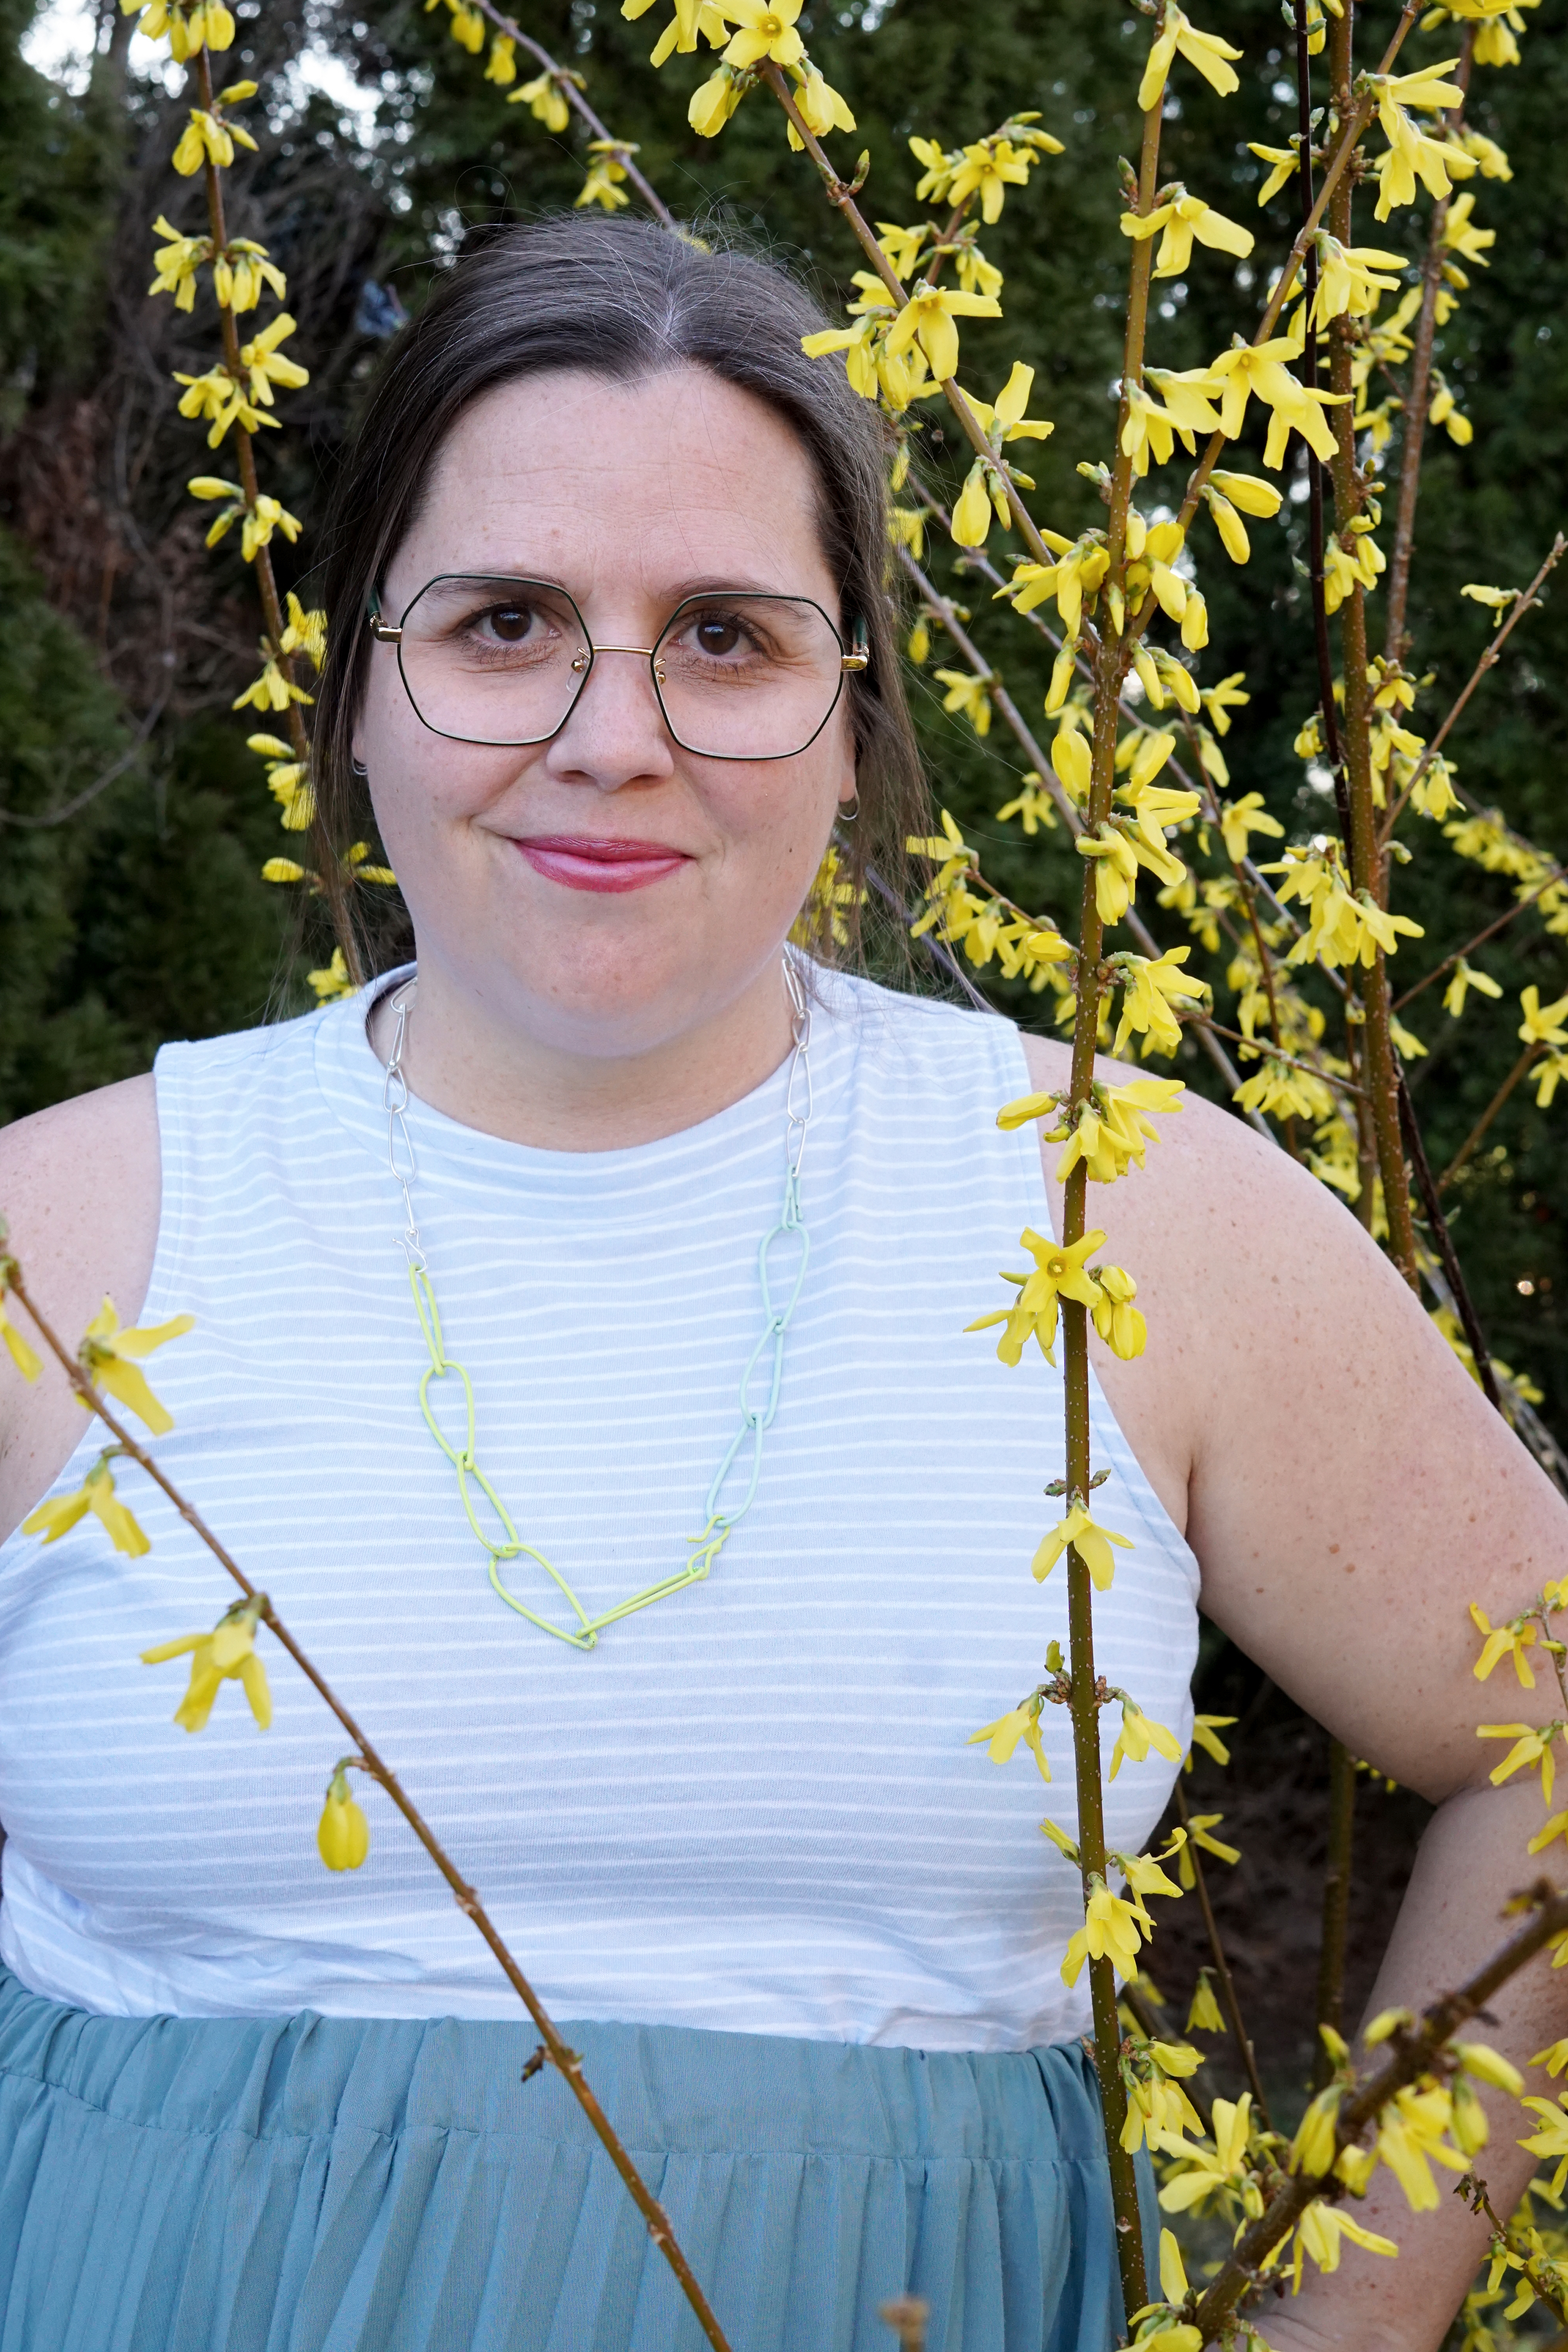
1218, 791, 1283, 863
575, 145, 632, 211
787, 65, 855, 145
482, 30, 516, 80
1521, 2091, 1568, 2195
1138, 3, 1244, 113
1175, 1811, 1240, 1887
1111, 947, 1205, 1057
172, 107, 240, 175
141, 1597, 272, 1734
148, 216, 213, 310
1005, 536, 1110, 636
1249, 140, 1301, 204
1207, 338, 1351, 466
721, 0, 804, 69
1290, 2201, 1398, 2279
308, 948, 355, 1003
1291, 2084, 1344, 2177
1062, 1879, 1150, 1984
946, 136, 1031, 223
951, 462, 998, 548
346, 841, 398, 886
509, 69, 571, 131
1519, 986, 1568, 1048
1158, 2093, 1255, 2212
1532, 2039, 1568, 2079
995, 777, 1057, 836
78, 1297, 195, 1435
1443, 957, 1503, 1017
238, 313, 310, 406
262, 857, 309, 884
1187, 1713, 1235, 1769
1470, 1601, 1537, 1687
1032, 1502, 1134, 1591
967, 1224, 1106, 1366
22, 1449, 149, 1557
883, 282, 1003, 386
235, 654, 313, 713
933, 667, 993, 737
1109, 1694, 1182, 1779
965, 360, 1054, 447
318, 1765, 371, 1870
279, 591, 327, 671
1121, 189, 1253, 278
1186, 1972, 1224, 2033
0, 1283, 41, 1382
1478, 1720, 1559, 1805
1091, 1264, 1146, 1361
967, 1693, 1051, 1781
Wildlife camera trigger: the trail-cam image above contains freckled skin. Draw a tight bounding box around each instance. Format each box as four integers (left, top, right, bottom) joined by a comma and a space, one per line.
2, 368, 1567, 2352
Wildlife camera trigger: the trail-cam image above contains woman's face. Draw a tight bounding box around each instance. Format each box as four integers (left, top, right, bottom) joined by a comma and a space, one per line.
355, 365, 858, 1063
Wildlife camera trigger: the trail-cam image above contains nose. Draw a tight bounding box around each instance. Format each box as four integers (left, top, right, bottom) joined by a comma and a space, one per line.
544, 644, 675, 791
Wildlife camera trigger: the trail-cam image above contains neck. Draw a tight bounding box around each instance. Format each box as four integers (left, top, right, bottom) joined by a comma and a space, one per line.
366, 949, 800, 1152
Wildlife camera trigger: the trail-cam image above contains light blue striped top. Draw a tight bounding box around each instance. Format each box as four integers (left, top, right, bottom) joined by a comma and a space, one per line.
0, 966, 1199, 2048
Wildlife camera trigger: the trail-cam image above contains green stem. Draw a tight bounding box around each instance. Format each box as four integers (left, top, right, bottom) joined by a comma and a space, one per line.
1172, 1782, 1270, 2127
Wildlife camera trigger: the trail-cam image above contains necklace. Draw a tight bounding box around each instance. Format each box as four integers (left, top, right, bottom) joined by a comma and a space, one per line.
381, 960, 814, 1650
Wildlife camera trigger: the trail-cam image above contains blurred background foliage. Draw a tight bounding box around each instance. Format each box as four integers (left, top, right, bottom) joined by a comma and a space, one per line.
2, 0, 1566, 1425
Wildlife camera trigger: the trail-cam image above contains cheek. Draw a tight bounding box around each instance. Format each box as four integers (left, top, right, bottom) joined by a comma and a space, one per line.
359, 668, 535, 834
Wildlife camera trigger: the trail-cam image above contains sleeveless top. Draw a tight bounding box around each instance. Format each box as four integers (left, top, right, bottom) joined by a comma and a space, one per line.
0, 967, 1199, 2050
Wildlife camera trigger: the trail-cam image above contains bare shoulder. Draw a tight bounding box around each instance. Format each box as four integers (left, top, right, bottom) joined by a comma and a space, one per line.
0, 1075, 161, 1537
1021, 1025, 1568, 1800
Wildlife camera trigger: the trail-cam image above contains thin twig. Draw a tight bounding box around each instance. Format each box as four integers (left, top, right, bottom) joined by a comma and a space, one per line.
1438, 1043, 1539, 1191
1393, 865, 1568, 1013
4, 1266, 734, 2352
1311, 1739, 1356, 2092
1401, 1074, 1504, 1410
1380, 535, 1565, 844
1172, 1782, 1270, 2128
462, 0, 677, 226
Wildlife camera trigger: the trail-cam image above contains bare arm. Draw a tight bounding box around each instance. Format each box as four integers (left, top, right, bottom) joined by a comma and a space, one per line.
1020, 1031, 1568, 2350
0, 1077, 162, 1541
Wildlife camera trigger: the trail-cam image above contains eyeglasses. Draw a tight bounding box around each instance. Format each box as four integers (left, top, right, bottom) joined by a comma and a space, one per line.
366, 575, 868, 762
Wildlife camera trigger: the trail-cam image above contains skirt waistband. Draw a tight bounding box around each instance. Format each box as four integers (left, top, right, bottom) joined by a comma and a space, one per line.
0, 1968, 1144, 2352
0, 1967, 1104, 2159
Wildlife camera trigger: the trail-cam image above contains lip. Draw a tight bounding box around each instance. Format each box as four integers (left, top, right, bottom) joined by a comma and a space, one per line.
511, 833, 694, 894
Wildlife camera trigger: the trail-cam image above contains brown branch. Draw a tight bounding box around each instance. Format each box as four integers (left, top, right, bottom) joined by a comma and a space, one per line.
5, 1265, 733, 2352
1192, 1881, 1568, 2345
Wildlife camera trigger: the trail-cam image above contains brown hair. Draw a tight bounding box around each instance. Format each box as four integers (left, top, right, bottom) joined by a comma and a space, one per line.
313, 212, 930, 970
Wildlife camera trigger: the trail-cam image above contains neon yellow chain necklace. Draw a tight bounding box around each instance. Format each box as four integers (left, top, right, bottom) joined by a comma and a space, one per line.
381, 963, 813, 1650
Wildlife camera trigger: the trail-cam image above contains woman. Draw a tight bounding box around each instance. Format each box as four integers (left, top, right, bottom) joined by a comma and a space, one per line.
0, 214, 1561, 2352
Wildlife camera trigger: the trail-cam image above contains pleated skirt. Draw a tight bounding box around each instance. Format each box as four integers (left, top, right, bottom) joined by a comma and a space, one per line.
0, 1969, 1151, 2352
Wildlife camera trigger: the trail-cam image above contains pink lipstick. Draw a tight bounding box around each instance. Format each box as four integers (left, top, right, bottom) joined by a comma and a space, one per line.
513, 835, 692, 893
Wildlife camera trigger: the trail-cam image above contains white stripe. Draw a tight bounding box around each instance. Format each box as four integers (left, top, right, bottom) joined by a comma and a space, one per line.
0, 967, 1199, 2048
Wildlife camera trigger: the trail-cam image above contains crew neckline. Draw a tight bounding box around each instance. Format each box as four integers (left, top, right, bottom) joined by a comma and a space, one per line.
311, 958, 869, 1184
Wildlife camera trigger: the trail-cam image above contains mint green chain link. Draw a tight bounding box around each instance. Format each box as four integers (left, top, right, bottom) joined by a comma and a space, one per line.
389, 965, 813, 1650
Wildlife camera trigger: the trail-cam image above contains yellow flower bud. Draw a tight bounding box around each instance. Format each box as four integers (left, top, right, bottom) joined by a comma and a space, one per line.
318, 1768, 371, 1870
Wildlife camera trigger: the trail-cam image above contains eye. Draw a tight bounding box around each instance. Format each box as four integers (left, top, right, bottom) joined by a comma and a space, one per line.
486, 604, 535, 643
693, 614, 744, 659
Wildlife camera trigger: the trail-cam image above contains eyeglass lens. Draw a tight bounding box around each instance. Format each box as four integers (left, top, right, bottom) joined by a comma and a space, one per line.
393, 576, 846, 760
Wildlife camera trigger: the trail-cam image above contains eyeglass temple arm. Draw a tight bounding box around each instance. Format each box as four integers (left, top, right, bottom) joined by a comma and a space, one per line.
365, 586, 402, 645
840, 617, 869, 674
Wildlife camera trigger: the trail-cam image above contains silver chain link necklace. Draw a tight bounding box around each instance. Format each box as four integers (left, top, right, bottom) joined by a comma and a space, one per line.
380, 958, 814, 1650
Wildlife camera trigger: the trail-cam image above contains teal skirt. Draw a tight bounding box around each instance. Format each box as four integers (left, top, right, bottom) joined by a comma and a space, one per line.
0, 1969, 1151, 2352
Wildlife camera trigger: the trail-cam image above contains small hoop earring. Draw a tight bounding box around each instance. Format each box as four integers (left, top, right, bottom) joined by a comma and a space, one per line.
839, 790, 860, 824
351, 756, 369, 778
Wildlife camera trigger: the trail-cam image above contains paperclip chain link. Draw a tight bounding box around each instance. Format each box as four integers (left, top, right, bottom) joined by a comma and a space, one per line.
382, 962, 813, 1650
